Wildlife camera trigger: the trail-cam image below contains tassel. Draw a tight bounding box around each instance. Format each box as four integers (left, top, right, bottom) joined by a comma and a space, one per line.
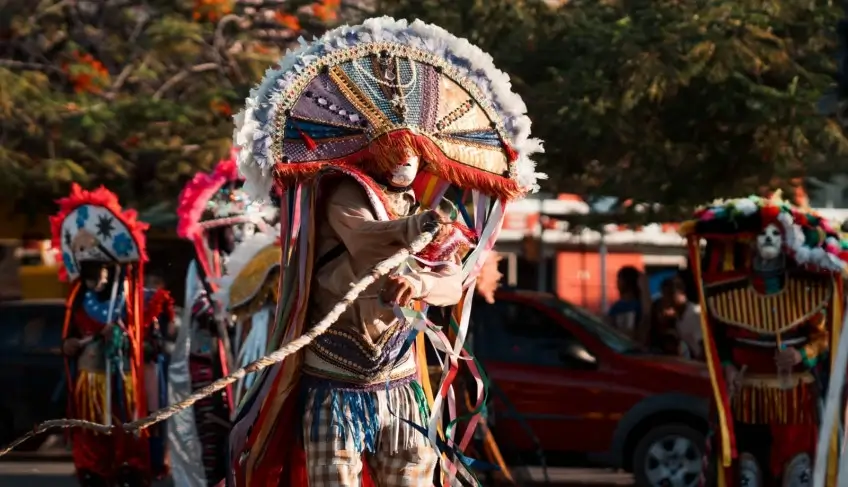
308, 388, 381, 453
298, 129, 318, 151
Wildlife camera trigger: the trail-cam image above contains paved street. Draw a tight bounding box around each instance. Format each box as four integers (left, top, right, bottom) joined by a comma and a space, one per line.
0, 460, 633, 487
0, 461, 174, 487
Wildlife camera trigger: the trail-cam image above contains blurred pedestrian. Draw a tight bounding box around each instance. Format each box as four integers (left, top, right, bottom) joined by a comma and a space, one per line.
607, 266, 651, 343
649, 276, 703, 359
669, 276, 703, 360
650, 279, 680, 355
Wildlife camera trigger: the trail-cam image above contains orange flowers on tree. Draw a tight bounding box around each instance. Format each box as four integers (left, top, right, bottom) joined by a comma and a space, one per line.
193, 0, 233, 22
210, 99, 232, 117
61, 51, 110, 94
312, 0, 340, 23
274, 12, 301, 31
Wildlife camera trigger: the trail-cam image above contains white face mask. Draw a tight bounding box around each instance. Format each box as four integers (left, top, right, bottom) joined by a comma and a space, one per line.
756, 223, 783, 260
233, 222, 256, 244
389, 153, 420, 187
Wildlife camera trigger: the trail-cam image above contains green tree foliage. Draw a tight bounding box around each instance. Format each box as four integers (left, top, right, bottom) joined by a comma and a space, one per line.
0, 0, 358, 215
376, 0, 848, 207
3, 0, 844, 216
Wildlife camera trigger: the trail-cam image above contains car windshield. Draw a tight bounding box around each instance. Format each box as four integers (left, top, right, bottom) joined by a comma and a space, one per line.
542, 297, 641, 353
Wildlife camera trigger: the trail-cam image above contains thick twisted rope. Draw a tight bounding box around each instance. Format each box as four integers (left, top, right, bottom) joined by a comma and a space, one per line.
0, 226, 438, 458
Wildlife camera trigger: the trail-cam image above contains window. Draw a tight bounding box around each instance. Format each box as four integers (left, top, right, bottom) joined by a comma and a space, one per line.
545, 298, 640, 354
473, 299, 580, 367
23, 315, 45, 348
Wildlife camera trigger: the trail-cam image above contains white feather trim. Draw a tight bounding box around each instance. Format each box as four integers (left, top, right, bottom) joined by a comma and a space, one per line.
775, 211, 845, 272
234, 16, 546, 200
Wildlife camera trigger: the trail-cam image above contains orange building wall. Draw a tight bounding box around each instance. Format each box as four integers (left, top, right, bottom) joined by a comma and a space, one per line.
555, 251, 645, 312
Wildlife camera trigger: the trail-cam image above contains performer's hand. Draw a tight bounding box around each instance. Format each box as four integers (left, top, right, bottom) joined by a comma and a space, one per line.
62, 338, 81, 356
435, 223, 455, 242
101, 324, 115, 341
775, 347, 802, 368
381, 275, 416, 307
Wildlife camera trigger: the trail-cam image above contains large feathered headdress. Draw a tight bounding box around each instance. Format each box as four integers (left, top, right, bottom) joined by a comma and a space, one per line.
233, 16, 546, 202
680, 193, 848, 274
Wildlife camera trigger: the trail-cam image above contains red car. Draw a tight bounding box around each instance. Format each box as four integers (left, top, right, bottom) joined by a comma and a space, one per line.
469, 289, 713, 487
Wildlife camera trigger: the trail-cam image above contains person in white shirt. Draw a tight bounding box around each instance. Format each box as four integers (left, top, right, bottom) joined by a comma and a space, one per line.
668, 277, 703, 360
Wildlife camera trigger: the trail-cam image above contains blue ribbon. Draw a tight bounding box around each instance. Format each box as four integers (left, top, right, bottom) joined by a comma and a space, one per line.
383, 325, 499, 485
454, 195, 473, 228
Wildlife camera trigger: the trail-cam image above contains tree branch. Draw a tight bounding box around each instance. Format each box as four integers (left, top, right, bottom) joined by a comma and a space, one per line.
105, 11, 151, 99
214, 14, 245, 83
0, 59, 63, 74
152, 63, 218, 100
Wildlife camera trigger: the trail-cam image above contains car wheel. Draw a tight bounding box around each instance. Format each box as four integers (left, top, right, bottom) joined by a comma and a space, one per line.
632, 423, 706, 487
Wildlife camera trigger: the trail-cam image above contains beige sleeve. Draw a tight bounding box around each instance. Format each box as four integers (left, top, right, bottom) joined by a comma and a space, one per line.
326, 179, 435, 274
398, 259, 464, 306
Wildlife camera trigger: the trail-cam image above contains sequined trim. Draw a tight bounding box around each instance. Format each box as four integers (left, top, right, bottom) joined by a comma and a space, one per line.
329, 65, 392, 132
435, 99, 474, 131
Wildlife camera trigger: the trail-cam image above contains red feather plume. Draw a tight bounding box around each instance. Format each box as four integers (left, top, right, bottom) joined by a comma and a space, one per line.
176, 148, 243, 240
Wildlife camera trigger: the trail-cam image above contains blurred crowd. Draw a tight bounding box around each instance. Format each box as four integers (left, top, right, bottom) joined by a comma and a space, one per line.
607, 265, 704, 361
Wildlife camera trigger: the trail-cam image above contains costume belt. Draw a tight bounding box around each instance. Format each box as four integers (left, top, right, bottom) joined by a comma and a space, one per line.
302, 347, 417, 388
732, 371, 817, 425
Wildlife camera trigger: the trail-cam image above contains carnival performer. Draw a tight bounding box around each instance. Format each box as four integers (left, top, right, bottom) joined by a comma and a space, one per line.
142, 285, 175, 480
52, 184, 158, 487
680, 194, 847, 487
167, 150, 277, 487
227, 16, 544, 487
214, 226, 281, 406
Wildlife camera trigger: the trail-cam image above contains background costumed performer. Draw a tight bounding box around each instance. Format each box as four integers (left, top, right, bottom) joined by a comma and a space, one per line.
52, 184, 156, 487
681, 195, 848, 487
168, 149, 277, 487
214, 226, 282, 406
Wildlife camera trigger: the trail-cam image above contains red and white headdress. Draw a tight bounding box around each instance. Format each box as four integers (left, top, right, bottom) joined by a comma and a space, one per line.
178, 149, 244, 239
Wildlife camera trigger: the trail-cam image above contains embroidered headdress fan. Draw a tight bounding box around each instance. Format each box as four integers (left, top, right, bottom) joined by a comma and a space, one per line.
234, 16, 545, 202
